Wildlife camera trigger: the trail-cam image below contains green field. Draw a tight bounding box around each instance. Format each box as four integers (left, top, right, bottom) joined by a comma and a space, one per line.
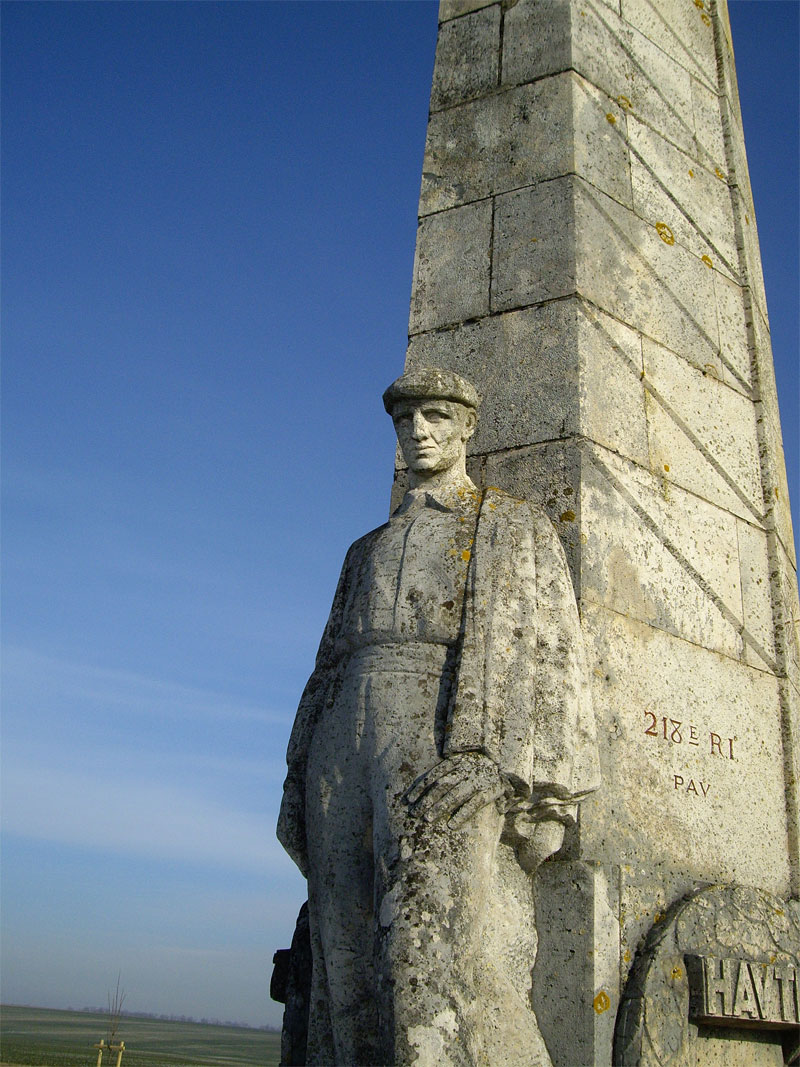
0, 1006, 281, 1067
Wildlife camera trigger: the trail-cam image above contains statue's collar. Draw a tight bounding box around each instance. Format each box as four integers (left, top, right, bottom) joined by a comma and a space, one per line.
393, 479, 480, 517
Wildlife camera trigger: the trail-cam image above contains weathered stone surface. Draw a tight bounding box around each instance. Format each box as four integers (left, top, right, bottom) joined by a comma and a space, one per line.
406, 299, 647, 466
582, 444, 748, 660
437, 0, 494, 24
713, 268, 752, 392
278, 371, 598, 1065
504, 0, 699, 156
642, 334, 763, 521
736, 518, 778, 672
621, 0, 719, 91
491, 177, 576, 311
581, 602, 790, 890
429, 4, 500, 112
421, 75, 574, 215
614, 885, 800, 1066
628, 113, 739, 275
533, 862, 621, 1067
409, 200, 491, 333
275, 0, 800, 1062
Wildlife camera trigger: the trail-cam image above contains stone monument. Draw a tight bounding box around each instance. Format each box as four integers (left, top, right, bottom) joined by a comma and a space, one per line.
277, 366, 599, 1064
274, 1, 800, 1064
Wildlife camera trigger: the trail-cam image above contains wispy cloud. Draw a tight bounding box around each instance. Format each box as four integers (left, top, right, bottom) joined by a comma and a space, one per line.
2, 756, 294, 875
3, 645, 286, 726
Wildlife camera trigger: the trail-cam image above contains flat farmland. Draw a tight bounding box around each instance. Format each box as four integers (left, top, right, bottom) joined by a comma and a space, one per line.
0, 1007, 281, 1067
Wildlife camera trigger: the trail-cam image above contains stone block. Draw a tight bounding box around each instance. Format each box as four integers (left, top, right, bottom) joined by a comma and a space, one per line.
737, 199, 768, 327
572, 74, 632, 206
501, 0, 572, 87
422, 70, 631, 213
492, 177, 576, 311
408, 199, 491, 333
642, 335, 763, 522
405, 298, 648, 466
533, 862, 620, 1067
775, 542, 800, 684
430, 5, 500, 112
405, 301, 580, 454
580, 601, 791, 893
753, 310, 796, 568
581, 444, 745, 659
575, 301, 649, 466
623, 19, 696, 157
620, 0, 718, 91
503, 0, 698, 155
628, 114, 739, 277
584, 441, 750, 657
691, 76, 727, 173
437, 0, 495, 23
421, 75, 574, 215
572, 179, 725, 379
713, 270, 752, 393
736, 519, 778, 672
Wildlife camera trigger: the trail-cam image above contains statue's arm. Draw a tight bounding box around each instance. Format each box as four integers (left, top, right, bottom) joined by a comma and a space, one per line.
276, 547, 353, 875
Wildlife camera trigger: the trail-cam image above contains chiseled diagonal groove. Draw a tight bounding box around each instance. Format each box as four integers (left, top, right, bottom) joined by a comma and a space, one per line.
583, 0, 723, 179
574, 76, 740, 281
581, 183, 752, 394
579, 302, 764, 523
586, 448, 779, 673
637, 0, 712, 87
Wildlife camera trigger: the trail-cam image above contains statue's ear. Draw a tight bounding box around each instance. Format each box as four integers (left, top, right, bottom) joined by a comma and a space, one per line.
464, 408, 478, 439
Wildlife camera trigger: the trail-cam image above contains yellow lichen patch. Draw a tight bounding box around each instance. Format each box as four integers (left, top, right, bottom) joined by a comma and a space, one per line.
715, 166, 726, 181
702, 254, 713, 268
688, 168, 695, 177
694, 0, 704, 9
701, 12, 711, 25
671, 965, 683, 981
593, 991, 611, 1014
663, 464, 670, 472
623, 950, 631, 964
606, 112, 617, 125
656, 222, 675, 245
745, 214, 750, 225
559, 510, 576, 523
617, 94, 631, 110
461, 550, 471, 563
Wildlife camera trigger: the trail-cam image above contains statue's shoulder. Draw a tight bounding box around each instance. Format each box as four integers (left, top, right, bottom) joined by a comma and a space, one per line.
343, 521, 391, 563
482, 486, 536, 519
481, 487, 560, 539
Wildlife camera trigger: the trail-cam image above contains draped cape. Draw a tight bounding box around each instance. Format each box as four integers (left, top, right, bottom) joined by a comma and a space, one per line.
277, 488, 599, 873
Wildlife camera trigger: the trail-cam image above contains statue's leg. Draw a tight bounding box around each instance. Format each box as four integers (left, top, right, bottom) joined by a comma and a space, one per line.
305, 672, 381, 1066
362, 654, 507, 1067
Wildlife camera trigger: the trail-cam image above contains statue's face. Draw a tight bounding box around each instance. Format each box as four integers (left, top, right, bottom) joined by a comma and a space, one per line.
392, 399, 476, 476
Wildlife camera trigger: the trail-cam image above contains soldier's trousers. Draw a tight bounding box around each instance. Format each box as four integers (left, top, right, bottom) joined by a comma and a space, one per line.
304, 642, 551, 1067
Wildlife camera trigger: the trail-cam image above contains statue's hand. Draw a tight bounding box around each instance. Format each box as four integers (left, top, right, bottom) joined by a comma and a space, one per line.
502, 814, 566, 873
404, 752, 507, 829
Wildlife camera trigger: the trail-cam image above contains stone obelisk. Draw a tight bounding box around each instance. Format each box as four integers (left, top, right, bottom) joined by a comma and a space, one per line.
398, 1, 800, 1063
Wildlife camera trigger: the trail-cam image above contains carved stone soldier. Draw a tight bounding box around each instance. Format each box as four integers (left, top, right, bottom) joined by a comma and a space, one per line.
277, 368, 599, 1066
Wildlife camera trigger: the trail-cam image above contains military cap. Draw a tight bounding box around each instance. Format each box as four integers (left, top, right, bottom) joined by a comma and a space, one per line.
382, 367, 480, 414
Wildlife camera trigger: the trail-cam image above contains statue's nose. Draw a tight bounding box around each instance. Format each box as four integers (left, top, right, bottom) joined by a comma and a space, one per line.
411, 412, 427, 438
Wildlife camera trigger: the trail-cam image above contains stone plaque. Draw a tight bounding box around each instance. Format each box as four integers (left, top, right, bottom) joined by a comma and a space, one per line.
614, 885, 800, 1066
686, 955, 800, 1030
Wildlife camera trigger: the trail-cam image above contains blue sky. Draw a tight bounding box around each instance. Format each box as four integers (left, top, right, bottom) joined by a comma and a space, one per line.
2, 0, 797, 1030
